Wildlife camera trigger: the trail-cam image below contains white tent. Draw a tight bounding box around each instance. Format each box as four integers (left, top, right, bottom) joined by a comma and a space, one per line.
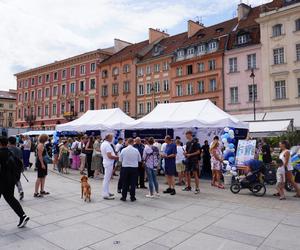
130, 100, 248, 129
56, 108, 135, 132
22, 130, 55, 136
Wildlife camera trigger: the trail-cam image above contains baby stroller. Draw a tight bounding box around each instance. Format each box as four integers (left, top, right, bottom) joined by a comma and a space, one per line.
230, 166, 266, 197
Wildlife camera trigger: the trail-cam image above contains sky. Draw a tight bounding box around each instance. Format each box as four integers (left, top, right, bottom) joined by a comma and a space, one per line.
0, 0, 271, 91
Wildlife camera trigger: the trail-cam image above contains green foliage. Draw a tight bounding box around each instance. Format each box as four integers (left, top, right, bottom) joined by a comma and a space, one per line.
266, 131, 300, 148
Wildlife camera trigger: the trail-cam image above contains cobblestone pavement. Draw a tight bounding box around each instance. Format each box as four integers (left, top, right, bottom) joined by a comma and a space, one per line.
1, 166, 300, 250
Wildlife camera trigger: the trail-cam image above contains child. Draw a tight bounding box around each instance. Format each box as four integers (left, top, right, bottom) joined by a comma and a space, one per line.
275, 159, 286, 200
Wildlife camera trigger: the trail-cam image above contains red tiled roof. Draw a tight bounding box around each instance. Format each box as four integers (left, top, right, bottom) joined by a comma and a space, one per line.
0, 90, 16, 100
99, 40, 150, 66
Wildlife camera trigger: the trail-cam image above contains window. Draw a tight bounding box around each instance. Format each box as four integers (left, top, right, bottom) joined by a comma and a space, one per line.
18, 94, 22, 102
247, 54, 257, 70
90, 62, 96, 73
102, 70, 108, 78
70, 83, 76, 93
80, 65, 86, 75
0, 103, 3, 108
248, 84, 258, 101
137, 84, 144, 96
123, 101, 130, 114
198, 44, 206, 54
79, 100, 84, 112
31, 91, 35, 100
90, 99, 95, 110
138, 103, 144, 115
229, 58, 237, 73
209, 79, 217, 92
272, 24, 282, 37
187, 47, 195, 56
45, 88, 49, 98
112, 102, 118, 109
275, 80, 286, 99
154, 100, 160, 107
123, 81, 130, 93
298, 78, 300, 97
198, 63, 205, 73
31, 78, 35, 85
187, 65, 193, 75
52, 104, 57, 115
45, 105, 49, 116
273, 48, 284, 64
24, 80, 28, 88
90, 79, 96, 90
154, 81, 160, 93
37, 106, 41, 117
146, 102, 152, 113
79, 81, 85, 91
296, 44, 300, 61
46, 74, 50, 82
187, 83, 194, 95
62, 69, 66, 79
54, 72, 58, 81
198, 80, 204, 94
208, 41, 217, 51
112, 67, 119, 76
230, 87, 239, 104
61, 103, 65, 114
24, 92, 28, 101
176, 67, 183, 76
53, 86, 57, 96
154, 64, 160, 73
101, 104, 108, 109
101, 85, 108, 97
237, 34, 248, 45
163, 80, 169, 92
296, 19, 300, 31
177, 50, 185, 57
38, 76, 42, 84
9, 104, 13, 109
123, 64, 130, 73
70, 67, 76, 77
162, 61, 169, 71
18, 108, 21, 119
176, 84, 183, 96
146, 83, 152, 94
146, 65, 151, 75
112, 83, 119, 95
137, 67, 144, 76
209, 59, 216, 71
37, 89, 42, 99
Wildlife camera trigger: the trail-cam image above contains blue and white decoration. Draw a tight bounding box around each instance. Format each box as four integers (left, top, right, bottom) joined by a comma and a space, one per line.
221, 127, 237, 176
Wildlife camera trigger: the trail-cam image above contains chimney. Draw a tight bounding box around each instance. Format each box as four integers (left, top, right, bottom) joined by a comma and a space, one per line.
149, 28, 169, 44
188, 20, 204, 38
237, 2, 251, 21
114, 39, 132, 52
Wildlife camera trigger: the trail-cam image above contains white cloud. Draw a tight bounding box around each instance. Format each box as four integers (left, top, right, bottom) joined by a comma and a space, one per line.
0, 0, 271, 90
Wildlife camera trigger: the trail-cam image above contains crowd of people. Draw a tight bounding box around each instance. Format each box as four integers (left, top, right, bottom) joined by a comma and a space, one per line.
0, 131, 299, 228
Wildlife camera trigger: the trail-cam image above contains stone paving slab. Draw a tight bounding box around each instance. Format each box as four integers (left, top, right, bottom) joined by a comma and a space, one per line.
0, 168, 300, 250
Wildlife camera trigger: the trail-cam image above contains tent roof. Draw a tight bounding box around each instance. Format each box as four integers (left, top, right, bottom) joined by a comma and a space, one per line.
130, 99, 248, 129
56, 108, 135, 132
249, 120, 291, 133
22, 130, 55, 136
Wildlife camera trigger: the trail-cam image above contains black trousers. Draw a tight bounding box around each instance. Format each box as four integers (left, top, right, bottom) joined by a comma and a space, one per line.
122, 167, 138, 200
118, 168, 124, 191
137, 162, 145, 187
86, 153, 94, 177
0, 185, 25, 218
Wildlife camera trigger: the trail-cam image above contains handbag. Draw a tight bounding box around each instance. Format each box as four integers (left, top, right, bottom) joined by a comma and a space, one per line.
43, 151, 53, 164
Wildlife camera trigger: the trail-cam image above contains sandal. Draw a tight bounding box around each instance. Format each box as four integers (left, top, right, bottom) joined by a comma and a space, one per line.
279, 197, 286, 200
33, 193, 43, 198
40, 191, 50, 195
273, 193, 280, 197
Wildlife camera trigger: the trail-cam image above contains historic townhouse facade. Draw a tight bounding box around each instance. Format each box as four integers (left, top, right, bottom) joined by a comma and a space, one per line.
257, 0, 300, 112
170, 19, 238, 109
224, 3, 264, 116
0, 89, 16, 128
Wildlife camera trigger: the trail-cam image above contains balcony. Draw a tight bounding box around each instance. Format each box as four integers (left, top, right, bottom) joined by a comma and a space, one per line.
63, 111, 78, 121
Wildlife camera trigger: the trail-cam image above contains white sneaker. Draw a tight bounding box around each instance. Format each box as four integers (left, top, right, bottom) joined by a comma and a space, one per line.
103, 196, 115, 200
155, 193, 160, 198
146, 194, 154, 198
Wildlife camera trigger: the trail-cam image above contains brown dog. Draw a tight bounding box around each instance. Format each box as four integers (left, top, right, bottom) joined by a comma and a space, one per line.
80, 176, 91, 202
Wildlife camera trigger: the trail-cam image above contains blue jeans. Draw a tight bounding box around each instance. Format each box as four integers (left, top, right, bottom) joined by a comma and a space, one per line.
23, 150, 31, 169
146, 167, 158, 194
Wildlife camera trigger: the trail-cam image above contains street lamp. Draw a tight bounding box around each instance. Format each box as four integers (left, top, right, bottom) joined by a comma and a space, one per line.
250, 68, 256, 121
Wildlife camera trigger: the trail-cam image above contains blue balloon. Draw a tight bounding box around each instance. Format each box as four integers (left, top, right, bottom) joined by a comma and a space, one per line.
223, 133, 230, 139
229, 143, 235, 149
224, 151, 235, 160
229, 156, 235, 164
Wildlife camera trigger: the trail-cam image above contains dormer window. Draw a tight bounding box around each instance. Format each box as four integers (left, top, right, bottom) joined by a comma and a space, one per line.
237, 34, 248, 45
272, 24, 282, 37
208, 41, 217, 51
112, 67, 119, 76
154, 46, 160, 53
187, 47, 195, 56
177, 50, 185, 57
197, 44, 206, 54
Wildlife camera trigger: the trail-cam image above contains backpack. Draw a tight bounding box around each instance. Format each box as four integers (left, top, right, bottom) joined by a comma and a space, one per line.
0, 152, 22, 185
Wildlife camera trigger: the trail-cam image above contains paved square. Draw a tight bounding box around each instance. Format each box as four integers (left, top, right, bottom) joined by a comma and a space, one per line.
0, 169, 300, 250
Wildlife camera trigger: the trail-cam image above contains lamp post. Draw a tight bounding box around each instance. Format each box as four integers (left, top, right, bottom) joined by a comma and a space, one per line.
250, 68, 256, 121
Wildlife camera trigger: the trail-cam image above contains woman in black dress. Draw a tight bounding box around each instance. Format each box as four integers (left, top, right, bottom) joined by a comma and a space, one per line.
34, 134, 50, 197
85, 136, 95, 178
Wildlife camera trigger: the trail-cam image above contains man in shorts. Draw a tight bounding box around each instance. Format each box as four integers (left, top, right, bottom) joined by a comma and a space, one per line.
183, 131, 201, 194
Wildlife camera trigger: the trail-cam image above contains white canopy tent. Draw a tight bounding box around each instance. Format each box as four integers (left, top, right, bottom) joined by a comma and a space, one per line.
248, 119, 293, 137
22, 130, 55, 136
56, 108, 135, 132
129, 100, 248, 129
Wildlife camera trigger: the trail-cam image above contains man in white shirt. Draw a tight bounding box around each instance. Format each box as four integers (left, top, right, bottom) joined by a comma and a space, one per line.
101, 134, 118, 200
119, 138, 141, 202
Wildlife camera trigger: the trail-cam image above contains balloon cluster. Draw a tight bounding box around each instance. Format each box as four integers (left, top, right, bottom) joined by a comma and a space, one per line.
291, 146, 300, 171
114, 130, 121, 144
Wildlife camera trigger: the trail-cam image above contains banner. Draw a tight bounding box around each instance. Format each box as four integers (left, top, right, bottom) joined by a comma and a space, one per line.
236, 140, 256, 165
